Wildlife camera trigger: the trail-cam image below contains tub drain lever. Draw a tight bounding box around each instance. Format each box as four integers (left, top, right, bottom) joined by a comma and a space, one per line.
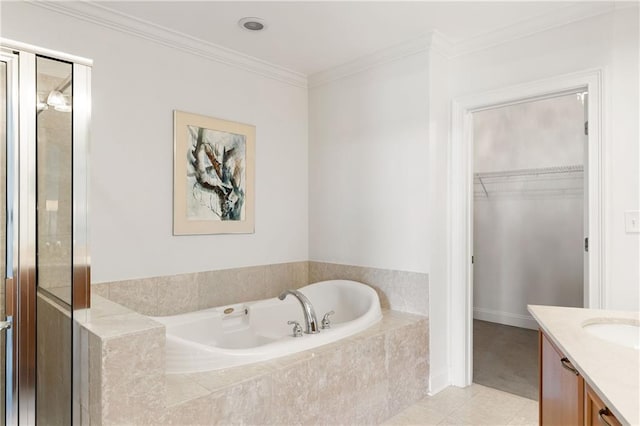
321, 311, 335, 329
287, 320, 303, 338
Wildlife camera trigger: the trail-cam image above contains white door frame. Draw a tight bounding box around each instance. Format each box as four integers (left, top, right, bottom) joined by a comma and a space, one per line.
448, 69, 605, 387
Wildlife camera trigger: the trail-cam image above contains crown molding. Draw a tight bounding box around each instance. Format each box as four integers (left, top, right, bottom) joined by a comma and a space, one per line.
308, 31, 450, 88
450, 1, 615, 58
29, 1, 308, 88
29, 1, 619, 90
309, 1, 618, 87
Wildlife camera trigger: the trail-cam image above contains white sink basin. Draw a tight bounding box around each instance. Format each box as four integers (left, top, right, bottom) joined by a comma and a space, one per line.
583, 321, 640, 350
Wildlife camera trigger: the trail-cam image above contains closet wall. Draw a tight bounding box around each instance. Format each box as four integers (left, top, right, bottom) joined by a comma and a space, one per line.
473, 94, 585, 329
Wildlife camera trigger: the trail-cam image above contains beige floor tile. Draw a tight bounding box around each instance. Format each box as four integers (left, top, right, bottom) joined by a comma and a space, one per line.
385, 384, 538, 426
419, 385, 483, 416
383, 403, 447, 425
507, 398, 538, 425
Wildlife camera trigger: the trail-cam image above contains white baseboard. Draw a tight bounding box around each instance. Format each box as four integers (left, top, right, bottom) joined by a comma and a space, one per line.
428, 369, 450, 395
473, 307, 538, 330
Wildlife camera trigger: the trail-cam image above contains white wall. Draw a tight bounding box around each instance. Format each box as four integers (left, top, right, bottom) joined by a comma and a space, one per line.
474, 196, 584, 328
472, 96, 585, 329
425, 48, 451, 393
447, 7, 639, 312
1, 2, 309, 283
308, 53, 430, 274
473, 95, 585, 172
435, 6, 639, 388
4, 1, 637, 394
308, 6, 639, 393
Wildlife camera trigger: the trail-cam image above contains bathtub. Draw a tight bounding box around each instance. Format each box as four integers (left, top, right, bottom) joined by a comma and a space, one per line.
151, 280, 382, 373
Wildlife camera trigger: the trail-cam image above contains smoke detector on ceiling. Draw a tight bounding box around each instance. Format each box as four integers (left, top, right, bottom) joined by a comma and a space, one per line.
238, 17, 266, 32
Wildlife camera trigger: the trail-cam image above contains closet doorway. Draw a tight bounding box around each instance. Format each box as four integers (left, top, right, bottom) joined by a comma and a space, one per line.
471, 92, 587, 400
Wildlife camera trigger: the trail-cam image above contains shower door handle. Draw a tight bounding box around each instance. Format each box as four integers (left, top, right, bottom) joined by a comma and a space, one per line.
0, 321, 11, 332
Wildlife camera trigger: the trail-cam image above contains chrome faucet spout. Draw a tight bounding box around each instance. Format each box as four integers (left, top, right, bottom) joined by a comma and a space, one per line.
278, 290, 320, 334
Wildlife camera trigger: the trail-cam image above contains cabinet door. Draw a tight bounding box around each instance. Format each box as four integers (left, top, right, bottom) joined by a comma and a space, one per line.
540, 331, 584, 425
585, 383, 622, 426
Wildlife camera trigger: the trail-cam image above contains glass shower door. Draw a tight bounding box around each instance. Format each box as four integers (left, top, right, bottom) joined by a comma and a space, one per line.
1, 55, 7, 426
35, 55, 73, 426
1, 50, 18, 426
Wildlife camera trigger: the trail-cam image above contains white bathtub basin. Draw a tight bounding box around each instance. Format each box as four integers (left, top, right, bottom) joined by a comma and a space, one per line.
151, 279, 383, 373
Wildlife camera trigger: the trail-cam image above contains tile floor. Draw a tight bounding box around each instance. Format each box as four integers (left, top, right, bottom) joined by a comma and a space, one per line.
384, 383, 538, 426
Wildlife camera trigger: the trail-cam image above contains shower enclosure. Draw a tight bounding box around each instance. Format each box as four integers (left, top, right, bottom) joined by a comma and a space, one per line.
1, 40, 91, 425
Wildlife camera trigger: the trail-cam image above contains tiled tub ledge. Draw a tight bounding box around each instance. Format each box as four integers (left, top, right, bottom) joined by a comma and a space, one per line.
77, 296, 429, 426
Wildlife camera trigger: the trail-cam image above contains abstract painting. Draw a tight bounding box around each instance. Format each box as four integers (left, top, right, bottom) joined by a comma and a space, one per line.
174, 111, 255, 235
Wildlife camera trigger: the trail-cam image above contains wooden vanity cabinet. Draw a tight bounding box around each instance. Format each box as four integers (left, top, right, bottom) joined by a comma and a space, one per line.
584, 383, 622, 426
539, 331, 584, 425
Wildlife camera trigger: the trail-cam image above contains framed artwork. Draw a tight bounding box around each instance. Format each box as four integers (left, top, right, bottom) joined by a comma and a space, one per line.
173, 110, 255, 235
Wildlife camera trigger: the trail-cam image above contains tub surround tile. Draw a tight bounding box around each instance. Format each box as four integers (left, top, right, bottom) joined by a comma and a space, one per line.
95, 261, 309, 317
82, 287, 429, 424
350, 334, 388, 391
183, 360, 275, 393
79, 406, 91, 426
262, 348, 316, 371
211, 375, 273, 425
88, 334, 103, 424
159, 394, 215, 425
90, 282, 109, 299
355, 381, 392, 424
108, 278, 159, 316
232, 265, 268, 297
102, 374, 165, 425
76, 324, 90, 413
93, 261, 425, 319
309, 352, 360, 424
387, 319, 430, 414
98, 327, 166, 425
78, 308, 429, 425
79, 296, 134, 323
265, 261, 309, 296
79, 295, 166, 426
388, 270, 430, 314
156, 274, 200, 316
165, 375, 210, 407
82, 312, 163, 340
195, 269, 233, 310
160, 310, 428, 425
292, 261, 309, 289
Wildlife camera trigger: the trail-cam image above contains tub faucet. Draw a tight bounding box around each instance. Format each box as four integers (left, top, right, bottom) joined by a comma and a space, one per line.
278, 290, 320, 334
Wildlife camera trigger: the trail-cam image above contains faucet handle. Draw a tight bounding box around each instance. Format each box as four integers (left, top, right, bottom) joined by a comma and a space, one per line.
287, 320, 303, 337
321, 311, 335, 329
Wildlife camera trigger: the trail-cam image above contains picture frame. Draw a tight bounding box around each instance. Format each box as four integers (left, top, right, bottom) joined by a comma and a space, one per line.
173, 110, 255, 235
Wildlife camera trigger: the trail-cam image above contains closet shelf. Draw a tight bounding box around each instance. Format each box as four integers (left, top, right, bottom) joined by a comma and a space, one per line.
474, 164, 583, 180
474, 165, 584, 198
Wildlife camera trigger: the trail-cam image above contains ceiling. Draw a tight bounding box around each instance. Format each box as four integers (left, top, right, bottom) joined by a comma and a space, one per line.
99, 1, 588, 75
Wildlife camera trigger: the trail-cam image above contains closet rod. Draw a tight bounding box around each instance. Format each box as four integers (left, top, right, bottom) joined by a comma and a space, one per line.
474, 164, 583, 180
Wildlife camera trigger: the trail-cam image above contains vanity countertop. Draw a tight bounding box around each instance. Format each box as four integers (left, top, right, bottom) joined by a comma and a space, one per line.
528, 305, 640, 425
